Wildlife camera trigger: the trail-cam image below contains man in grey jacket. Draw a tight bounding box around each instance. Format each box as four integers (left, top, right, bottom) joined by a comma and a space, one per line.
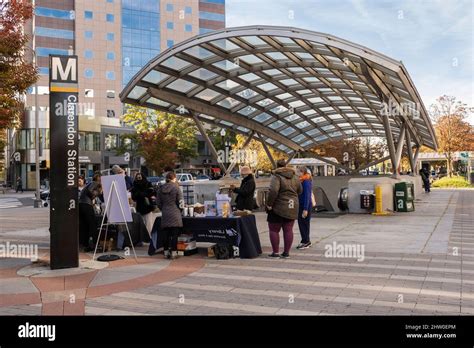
156, 171, 183, 259
266, 159, 302, 259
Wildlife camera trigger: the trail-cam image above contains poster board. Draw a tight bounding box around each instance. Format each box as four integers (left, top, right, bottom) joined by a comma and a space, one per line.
101, 174, 133, 223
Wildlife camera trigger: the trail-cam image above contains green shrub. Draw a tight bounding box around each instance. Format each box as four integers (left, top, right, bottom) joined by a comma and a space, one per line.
432, 176, 472, 188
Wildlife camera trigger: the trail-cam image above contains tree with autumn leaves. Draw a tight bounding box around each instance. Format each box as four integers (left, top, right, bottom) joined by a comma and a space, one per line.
0, 0, 38, 130
429, 95, 474, 177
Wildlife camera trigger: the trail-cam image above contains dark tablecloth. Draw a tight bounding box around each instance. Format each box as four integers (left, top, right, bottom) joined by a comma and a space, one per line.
95, 212, 150, 248
148, 215, 262, 259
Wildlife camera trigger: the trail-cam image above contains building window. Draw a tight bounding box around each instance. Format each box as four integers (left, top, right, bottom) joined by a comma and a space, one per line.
36, 27, 73, 40
84, 50, 93, 59
84, 69, 94, 78
166, 21, 174, 30
39, 67, 49, 75
166, 3, 173, 11
107, 52, 115, 60
85, 89, 94, 98
107, 0, 113, 3
35, 7, 74, 20
36, 47, 69, 57
106, 71, 115, 80
107, 32, 114, 41
84, 11, 93, 20
106, 90, 116, 98
80, 132, 101, 151
85, 30, 93, 39
185, 24, 192, 32
199, 11, 225, 21
185, 6, 192, 14
167, 40, 174, 48
106, 14, 114, 22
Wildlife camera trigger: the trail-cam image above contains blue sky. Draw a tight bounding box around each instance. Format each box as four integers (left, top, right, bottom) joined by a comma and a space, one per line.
226, 0, 473, 122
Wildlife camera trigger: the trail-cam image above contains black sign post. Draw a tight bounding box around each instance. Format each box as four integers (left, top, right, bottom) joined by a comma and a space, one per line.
49, 55, 79, 269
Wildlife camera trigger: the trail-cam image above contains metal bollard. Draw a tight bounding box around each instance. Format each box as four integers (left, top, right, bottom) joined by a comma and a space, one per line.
372, 184, 390, 216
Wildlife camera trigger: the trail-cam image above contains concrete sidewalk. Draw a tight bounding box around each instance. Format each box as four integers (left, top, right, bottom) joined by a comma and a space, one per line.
1, 189, 473, 315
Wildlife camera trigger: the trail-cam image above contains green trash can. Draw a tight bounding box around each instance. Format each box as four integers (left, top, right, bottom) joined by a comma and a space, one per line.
394, 182, 415, 212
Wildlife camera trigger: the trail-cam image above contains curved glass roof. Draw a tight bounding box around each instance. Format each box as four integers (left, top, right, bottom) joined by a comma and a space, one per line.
120, 26, 437, 154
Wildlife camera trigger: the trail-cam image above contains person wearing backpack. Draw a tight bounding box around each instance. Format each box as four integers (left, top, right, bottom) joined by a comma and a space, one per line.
296, 166, 313, 250
266, 159, 302, 259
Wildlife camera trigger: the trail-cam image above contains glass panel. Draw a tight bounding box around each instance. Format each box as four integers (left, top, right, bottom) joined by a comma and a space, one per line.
288, 100, 305, 108
301, 139, 313, 147
281, 127, 295, 136
285, 114, 301, 122
189, 68, 218, 81
274, 36, 296, 45
296, 121, 310, 129
239, 73, 260, 82
236, 88, 259, 99
183, 46, 215, 60
315, 135, 328, 142
237, 106, 256, 116
166, 79, 197, 93
161, 57, 192, 71
269, 120, 284, 129
128, 86, 147, 99
275, 92, 292, 100
307, 129, 321, 136
296, 89, 312, 95
287, 67, 306, 73
327, 96, 343, 101
212, 60, 240, 72
147, 97, 170, 107
279, 78, 298, 86
220, 120, 234, 127
302, 109, 316, 116
295, 52, 313, 59
142, 70, 170, 84
265, 52, 288, 60
256, 98, 274, 107
257, 82, 278, 92
262, 69, 282, 76
308, 97, 324, 103
292, 134, 306, 143
217, 97, 241, 109
237, 54, 263, 65
210, 39, 240, 52
303, 77, 319, 83
237, 126, 250, 133
216, 79, 240, 90
266, 138, 276, 145
240, 36, 267, 46
321, 125, 335, 131
253, 113, 272, 123
270, 105, 288, 114
194, 88, 221, 101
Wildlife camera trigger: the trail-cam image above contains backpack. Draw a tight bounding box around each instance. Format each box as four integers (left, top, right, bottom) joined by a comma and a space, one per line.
213, 243, 234, 260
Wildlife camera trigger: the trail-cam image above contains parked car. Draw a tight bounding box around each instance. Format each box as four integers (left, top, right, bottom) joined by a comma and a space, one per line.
148, 176, 165, 187
195, 174, 211, 181
229, 173, 241, 180
176, 173, 194, 182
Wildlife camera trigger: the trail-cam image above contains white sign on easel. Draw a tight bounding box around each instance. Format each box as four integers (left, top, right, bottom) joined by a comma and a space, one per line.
93, 174, 137, 261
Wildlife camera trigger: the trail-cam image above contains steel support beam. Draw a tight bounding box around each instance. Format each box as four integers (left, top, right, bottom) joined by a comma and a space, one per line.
394, 126, 406, 174
285, 151, 298, 166
191, 112, 227, 173
256, 133, 276, 169
405, 123, 416, 175
355, 155, 391, 173
413, 146, 420, 173
223, 131, 255, 177
381, 113, 398, 177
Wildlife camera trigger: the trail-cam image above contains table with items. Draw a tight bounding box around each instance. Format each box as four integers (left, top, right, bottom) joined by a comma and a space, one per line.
148, 215, 262, 259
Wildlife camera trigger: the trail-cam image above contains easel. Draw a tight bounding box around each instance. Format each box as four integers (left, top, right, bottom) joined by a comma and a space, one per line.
93, 180, 137, 261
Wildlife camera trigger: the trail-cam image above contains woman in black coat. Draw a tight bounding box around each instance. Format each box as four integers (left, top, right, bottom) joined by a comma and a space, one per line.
230, 166, 256, 211
131, 173, 155, 215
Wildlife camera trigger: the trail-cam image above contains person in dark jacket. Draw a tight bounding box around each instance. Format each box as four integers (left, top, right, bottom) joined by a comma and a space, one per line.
79, 173, 102, 250
131, 172, 156, 236
16, 177, 23, 193
296, 166, 313, 250
230, 166, 256, 211
266, 159, 302, 259
420, 167, 431, 192
156, 171, 183, 259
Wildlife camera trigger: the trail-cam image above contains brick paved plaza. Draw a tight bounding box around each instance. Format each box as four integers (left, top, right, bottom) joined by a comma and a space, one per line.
1, 189, 473, 316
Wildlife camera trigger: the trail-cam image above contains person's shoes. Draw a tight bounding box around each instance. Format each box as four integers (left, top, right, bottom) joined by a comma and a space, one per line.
170, 251, 178, 260
280, 252, 290, 259
268, 253, 280, 258
296, 243, 305, 250
164, 250, 171, 259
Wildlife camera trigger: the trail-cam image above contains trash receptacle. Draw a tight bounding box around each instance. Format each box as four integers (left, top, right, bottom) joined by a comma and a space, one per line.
360, 190, 375, 211
394, 182, 414, 212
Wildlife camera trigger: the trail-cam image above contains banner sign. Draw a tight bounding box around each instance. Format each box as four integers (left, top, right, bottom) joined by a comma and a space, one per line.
49, 55, 79, 269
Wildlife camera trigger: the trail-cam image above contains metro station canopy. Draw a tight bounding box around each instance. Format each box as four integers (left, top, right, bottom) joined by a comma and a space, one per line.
120, 26, 437, 156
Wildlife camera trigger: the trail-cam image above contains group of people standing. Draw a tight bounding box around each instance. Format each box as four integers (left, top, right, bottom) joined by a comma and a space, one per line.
231, 160, 314, 259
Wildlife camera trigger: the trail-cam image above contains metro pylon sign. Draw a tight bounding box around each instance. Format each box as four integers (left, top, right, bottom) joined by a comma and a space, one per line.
49, 55, 79, 269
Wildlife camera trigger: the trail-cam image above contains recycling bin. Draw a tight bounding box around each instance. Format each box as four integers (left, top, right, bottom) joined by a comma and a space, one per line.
394, 182, 414, 212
